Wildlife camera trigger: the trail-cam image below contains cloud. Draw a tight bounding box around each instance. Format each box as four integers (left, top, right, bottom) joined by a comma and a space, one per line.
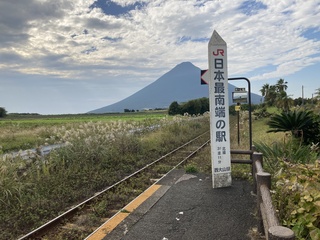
0, 0, 319, 113
1, 0, 318, 79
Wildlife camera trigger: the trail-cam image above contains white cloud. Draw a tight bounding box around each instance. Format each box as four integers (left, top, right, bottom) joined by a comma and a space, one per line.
1, 0, 318, 77
0, 0, 319, 113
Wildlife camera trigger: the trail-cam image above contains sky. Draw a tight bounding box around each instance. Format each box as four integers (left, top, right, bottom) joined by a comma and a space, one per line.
0, 0, 319, 115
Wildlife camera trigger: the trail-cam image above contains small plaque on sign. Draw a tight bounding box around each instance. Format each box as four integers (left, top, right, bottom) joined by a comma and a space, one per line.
232, 92, 248, 103
235, 105, 241, 111
235, 88, 246, 92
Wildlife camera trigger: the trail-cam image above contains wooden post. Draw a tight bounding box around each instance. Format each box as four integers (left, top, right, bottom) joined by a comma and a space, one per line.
252, 152, 263, 194
252, 151, 295, 239
257, 172, 271, 234
250, 145, 256, 182
252, 152, 257, 193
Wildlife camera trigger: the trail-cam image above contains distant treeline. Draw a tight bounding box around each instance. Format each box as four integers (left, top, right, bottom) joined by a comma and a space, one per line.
168, 98, 262, 116
168, 97, 209, 115
124, 108, 166, 113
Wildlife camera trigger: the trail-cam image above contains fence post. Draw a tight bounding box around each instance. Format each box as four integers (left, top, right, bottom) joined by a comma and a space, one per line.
268, 226, 295, 240
251, 145, 256, 152
252, 152, 263, 194
253, 152, 295, 239
250, 145, 255, 183
257, 172, 271, 234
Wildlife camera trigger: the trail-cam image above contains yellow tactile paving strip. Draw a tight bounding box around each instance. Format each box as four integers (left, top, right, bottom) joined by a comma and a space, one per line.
87, 184, 162, 240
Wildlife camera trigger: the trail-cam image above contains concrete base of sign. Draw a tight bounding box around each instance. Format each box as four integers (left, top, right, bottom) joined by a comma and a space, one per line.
213, 172, 232, 188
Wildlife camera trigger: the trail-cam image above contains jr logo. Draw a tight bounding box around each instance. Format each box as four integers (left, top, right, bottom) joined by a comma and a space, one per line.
213, 49, 224, 56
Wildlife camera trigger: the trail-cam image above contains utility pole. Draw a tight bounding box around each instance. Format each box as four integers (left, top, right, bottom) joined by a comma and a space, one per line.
302, 85, 304, 106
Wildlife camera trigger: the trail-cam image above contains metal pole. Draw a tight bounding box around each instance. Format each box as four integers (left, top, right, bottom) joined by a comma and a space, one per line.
228, 77, 252, 150
302, 85, 304, 106
237, 102, 240, 145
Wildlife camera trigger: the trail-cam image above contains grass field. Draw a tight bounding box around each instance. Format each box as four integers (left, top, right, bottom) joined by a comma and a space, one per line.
1, 111, 168, 125
0, 111, 169, 153
1, 109, 319, 239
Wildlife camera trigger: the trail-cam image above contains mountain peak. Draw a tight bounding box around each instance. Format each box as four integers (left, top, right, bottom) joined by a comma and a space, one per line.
89, 62, 262, 113
174, 61, 197, 70
164, 62, 199, 77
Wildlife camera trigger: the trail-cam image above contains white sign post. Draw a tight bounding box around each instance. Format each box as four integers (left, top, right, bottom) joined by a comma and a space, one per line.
208, 30, 232, 188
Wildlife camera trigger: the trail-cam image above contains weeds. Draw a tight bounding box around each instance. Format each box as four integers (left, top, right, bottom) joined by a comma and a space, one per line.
273, 161, 320, 239
254, 137, 318, 175
0, 114, 210, 239
185, 164, 198, 173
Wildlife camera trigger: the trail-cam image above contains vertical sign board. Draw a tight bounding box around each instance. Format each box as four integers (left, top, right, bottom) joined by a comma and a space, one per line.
208, 30, 232, 188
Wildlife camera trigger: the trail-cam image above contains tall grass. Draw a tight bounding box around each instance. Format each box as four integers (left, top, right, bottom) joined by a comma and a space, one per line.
0, 112, 168, 152
0, 115, 210, 239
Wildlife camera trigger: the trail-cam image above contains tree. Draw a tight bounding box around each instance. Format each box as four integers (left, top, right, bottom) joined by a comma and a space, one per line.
0, 107, 7, 118
260, 83, 270, 98
168, 98, 209, 116
199, 97, 209, 114
276, 91, 293, 112
275, 78, 288, 93
260, 84, 277, 107
274, 79, 292, 112
260, 79, 292, 111
181, 99, 201, 115
268, 85, 278, 106
124, 109, 135, 112
180, 98, 209, 115
168, 101, 181, 115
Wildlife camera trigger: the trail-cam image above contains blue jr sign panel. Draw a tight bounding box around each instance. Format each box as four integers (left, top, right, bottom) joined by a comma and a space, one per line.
208, 30, 231, 188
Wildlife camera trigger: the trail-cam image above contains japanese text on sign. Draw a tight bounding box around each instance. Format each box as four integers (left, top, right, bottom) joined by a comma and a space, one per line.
213, 52, 227, 145
208, 30, 231, 187
209, 43, 230, 175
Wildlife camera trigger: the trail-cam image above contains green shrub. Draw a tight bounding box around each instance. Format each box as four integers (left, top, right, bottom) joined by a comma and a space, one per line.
254, 139, 318, 174
273, 161, 320, 239
267, 110, 320, 145
185, 164, 198, 173
0, 107, 7, 118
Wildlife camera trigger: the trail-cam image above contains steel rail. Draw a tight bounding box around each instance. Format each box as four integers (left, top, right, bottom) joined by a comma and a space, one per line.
18, 131, 210, 240
84, 138, 210, 240
170, 139, 210, 169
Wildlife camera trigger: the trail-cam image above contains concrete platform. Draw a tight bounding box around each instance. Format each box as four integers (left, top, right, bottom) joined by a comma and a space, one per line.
88, 169, 258, 240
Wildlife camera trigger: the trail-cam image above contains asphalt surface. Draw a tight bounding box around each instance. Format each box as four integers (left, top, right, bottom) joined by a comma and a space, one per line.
104, 169, 257, 240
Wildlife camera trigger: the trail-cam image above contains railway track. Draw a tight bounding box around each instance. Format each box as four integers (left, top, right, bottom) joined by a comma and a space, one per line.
18, 131, 210, 240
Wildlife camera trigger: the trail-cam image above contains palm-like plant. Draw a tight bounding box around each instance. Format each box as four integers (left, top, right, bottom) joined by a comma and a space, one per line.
275, 78, 288, 93
260, 84, 277, 106
315, 88, 320, 100
261, 79, 291, 109
267, 110, 314, 139
260, 83, 270, 97
275, 91, 293, 112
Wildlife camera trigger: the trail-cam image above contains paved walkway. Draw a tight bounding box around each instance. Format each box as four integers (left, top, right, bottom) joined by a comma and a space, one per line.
91, 169, 258, 240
